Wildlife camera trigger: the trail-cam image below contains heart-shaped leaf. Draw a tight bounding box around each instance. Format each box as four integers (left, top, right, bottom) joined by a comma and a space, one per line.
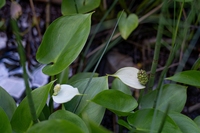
36, 13, 92, 75
62, 0, 100, 15
118, 11, 139, 40
127, 109, 182, 133
91, 89, 138, 116
140, 84, 187, 112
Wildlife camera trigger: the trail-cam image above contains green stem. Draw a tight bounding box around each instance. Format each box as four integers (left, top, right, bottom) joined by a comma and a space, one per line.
10, 19, 38, 124
150, 2, 185, 132
156, 2, 184, 90
147, 0, 168, 91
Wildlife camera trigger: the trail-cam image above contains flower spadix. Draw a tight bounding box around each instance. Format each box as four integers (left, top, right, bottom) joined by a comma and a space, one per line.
52, 84, 80, 103
111, 67, 147, 89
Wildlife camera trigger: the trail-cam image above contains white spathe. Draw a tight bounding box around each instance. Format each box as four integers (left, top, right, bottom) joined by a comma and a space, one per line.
112, 67, 145, 89
52, 84, 80, 103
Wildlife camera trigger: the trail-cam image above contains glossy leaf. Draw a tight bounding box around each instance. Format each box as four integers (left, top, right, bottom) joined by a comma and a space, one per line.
65, 76, 108, 124
140, 84, 187, 112
61, 0, 100, 15
92, 89, 138, 116
0, 0, 5, 9
49, 110, 89, 133
26, 119, 84, 133
111, 78, 132, 95
36, 13, 92, 75
0, 107, 12, 133
169, 111, 200, 133
166, 70, 200, 88
127, 109, 182, 133
118, 11, 139, 40
0, 87, 16, 121
11, 81, 54, 132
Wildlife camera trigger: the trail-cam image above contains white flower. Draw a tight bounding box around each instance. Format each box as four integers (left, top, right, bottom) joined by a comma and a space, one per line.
52, 84, 80, 103
111, 67, 146, 89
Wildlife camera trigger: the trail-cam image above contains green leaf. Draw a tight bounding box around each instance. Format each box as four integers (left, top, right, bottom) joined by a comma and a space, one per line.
61, 0, 100, 15
65, 76, 108, 124
68, 72, 99, 83
118, 11, 139, 40
49, 110, 89, 133
11, 81, 54, 132
26, 119, 84, 133
91, 89, 138, 116
169, 111, 200, 133
0, 0, 5, 9
0, 87, 17, 121
140, 84, 187, 112
127, 109, 182, 133
0, 107, 12, 133
166, 70, 200, 88
194, 116, 200, 128
36, 13, 92, 75
111, 78, 132, 95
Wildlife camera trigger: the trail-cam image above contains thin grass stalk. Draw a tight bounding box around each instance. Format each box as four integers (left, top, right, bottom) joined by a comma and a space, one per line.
73, 12, 124, 113
83, 36, 122, 72
176, 3, 199, 72
78, 0, 118, 72
150, 2, 184, 132
147, 0, 168, 91
176, 27, 200, 72
83, 0, 118, 56
156, 1, 184, 89
10, 19, 38, 124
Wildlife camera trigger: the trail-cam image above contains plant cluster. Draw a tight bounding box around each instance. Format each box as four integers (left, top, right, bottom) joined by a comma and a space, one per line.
0, 0, 200, 133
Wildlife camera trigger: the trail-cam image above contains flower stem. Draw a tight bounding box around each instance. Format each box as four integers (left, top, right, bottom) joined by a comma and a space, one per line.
10, 19, 38, 124
147, 0, 167, 91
